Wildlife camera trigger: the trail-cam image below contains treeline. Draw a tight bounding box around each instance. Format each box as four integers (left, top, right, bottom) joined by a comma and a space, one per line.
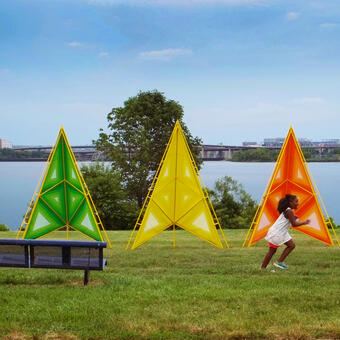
0, 148, 48, 160
232, 148, 279, 162
231, 147, 340, 162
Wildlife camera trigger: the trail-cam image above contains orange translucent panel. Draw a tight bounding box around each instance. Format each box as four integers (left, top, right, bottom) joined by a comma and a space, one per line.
294, 197, 332, 245
285, 181, 312, 202
266, 183, 287, 215
271, 159, 287, 190
286, 137, 312, 191
250, 204, 278, 245
248, 127, 333, 246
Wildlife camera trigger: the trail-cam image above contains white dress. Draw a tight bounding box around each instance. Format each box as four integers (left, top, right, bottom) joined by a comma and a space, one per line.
265, 208, 293, 246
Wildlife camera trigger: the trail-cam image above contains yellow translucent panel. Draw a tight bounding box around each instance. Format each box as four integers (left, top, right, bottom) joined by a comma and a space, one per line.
175, 180, 201, 221
132, 201, 173, 249
152, 180, 176, 219
177, 200, 222, 248
153, 134, 178, 191
248, 127, 333, 246
176, 133, 202, 195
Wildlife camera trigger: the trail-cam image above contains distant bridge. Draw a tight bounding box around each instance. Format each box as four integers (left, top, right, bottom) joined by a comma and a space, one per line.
200, 144, 338, 160
13, 145, 102, 161
13, 144, 339, 161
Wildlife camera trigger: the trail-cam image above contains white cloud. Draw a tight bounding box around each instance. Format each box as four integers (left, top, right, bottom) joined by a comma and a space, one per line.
99, 52, 110, 57
294, 97, 324, 105
67, 41, 86, 48
140, 48, 192, 61
86, 0, 270, 6
286, 12, 299, 20
0, 68, 10, 74
319, 22, 338, 30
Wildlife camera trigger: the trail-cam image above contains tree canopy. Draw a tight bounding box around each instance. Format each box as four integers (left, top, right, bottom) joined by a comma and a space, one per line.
81, 162, 138, 230
95, 90, 202, 206
210, 176, 257, 229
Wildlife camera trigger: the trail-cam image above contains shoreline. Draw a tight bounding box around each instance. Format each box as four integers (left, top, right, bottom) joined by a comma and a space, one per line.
1, 159, 340, 163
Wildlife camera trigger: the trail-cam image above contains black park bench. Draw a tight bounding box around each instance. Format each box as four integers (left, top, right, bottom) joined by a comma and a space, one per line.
0, 239, 107, 285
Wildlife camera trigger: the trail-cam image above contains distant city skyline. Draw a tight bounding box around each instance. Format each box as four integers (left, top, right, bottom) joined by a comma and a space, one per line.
3, 136, 340, 148
1, 0, 340, 146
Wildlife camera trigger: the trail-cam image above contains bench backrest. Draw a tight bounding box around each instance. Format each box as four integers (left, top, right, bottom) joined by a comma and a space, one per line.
0, 239, 107, 270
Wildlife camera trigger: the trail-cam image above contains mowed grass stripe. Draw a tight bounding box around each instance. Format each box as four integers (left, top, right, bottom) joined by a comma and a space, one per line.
0, 229, 339, 340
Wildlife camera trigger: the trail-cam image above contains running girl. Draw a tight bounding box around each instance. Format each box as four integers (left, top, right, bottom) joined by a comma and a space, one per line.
261, 194, 310, 270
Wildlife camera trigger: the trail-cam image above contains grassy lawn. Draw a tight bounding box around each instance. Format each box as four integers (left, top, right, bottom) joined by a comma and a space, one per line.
0, 229, 339, 340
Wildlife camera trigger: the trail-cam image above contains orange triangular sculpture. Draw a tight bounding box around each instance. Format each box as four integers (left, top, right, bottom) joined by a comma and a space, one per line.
245, 127, 335, 247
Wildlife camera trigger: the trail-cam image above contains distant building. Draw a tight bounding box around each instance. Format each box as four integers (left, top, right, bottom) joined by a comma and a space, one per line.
263, 137, 315, 147
0, 139, 13, 149
242, 142, 260, 147
320, 139, 340, 146
298, 138, 313, 147
263, 138, 285, 147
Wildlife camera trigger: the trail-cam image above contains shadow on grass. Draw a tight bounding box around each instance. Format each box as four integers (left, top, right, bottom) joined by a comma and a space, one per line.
0, 269, 104, 286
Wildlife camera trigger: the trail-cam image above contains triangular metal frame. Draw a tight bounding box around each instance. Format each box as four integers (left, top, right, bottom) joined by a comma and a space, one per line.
17, 127, 111, 247
126, 121, 228, 249
243, 126, 340, 247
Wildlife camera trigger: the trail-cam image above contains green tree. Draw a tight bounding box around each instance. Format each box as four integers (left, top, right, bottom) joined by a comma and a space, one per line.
95, 90, 202, 207
301, 148, 312, 160
0, 224, 10, 231
81, 162, 139, 230
325, 217, 340, 229
210, 176, 257, 229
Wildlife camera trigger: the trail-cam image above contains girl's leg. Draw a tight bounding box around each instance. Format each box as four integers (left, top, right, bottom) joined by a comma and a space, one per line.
261, 247, 277, 269
278, 239, 295, 263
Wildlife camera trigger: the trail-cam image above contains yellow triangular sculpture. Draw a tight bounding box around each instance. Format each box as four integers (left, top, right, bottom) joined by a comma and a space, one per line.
126, 121, 228, 249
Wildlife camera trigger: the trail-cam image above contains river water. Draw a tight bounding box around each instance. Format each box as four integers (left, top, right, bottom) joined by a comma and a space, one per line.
0, 161, 339, 230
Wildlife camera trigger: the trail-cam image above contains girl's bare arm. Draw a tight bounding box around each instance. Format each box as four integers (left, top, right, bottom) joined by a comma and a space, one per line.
286, 209, 310, 227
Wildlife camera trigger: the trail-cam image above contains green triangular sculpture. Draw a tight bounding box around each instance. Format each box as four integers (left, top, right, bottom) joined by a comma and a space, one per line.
20, 127, 108, 242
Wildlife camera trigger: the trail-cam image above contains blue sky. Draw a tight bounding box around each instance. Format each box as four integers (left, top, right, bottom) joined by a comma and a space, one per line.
1, 0, 340, 146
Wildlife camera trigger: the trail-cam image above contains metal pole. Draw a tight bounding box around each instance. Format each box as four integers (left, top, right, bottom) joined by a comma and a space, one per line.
84, 269, 90, 286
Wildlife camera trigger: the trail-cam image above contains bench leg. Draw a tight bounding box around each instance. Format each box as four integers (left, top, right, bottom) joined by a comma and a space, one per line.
84, 269, 90, 285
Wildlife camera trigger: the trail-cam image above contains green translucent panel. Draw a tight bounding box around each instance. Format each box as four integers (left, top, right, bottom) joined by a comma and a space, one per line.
69, 200, 101, 241
25, 199, 65, 239
42, 138, 64, 192
41, 183, 67, 221
66, 184, 85, 220
24, 129, 105, 242
64, 143, 83, 190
